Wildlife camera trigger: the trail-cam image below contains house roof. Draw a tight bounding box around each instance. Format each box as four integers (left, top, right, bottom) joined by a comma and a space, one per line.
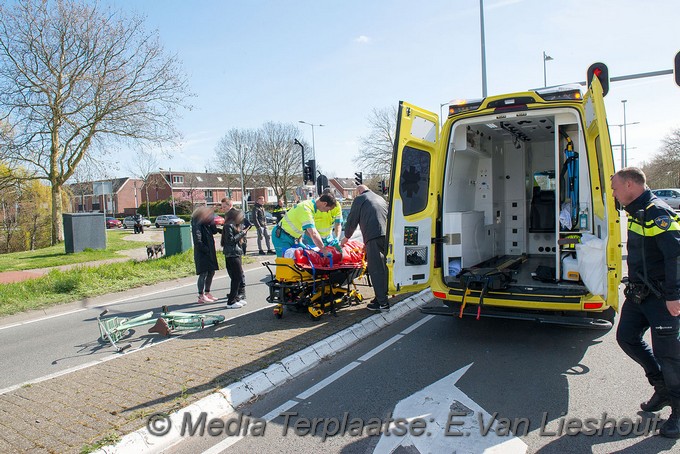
156, 171, 300, 190
68, 177, 141, 195
331, 178, 357, 189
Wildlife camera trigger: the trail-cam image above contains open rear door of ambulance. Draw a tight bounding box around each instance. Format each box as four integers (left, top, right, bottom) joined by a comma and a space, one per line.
386, 102, 440, 294
582, 77, 621, 311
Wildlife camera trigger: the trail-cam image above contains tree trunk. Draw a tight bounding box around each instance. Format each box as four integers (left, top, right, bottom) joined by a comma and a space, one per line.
145, 185, 151, 218
51, 183, 64, 244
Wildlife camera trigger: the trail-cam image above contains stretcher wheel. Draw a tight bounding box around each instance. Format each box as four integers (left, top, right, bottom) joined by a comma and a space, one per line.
273, 305, 283, 319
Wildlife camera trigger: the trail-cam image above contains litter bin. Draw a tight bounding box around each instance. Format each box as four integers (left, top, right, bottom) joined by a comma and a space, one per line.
164, 224, 192, 257
63, 213, 106, 253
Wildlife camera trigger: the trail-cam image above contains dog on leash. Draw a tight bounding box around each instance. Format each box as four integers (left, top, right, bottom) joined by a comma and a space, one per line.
146, 242, 165, 259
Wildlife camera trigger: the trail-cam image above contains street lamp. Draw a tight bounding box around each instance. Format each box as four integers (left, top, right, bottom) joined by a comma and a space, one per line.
609, 121, 640, 169
622, 100, 628, 167
299, 120, 324, 159
479, 0, 487, 97
543, 51, 554, 87
159, 167, 176, 216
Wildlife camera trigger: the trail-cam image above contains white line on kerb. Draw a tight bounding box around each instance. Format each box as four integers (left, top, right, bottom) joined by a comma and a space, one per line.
200, 313, 435, 454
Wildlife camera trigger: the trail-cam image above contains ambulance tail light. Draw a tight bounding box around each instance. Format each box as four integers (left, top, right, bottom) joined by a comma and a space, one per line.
433, 291, 447, 299
448, 98, 484, 115
583, 302, 604, 310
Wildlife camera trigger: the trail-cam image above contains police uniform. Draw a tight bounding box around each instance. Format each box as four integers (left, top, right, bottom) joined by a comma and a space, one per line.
616, 189, 680, 438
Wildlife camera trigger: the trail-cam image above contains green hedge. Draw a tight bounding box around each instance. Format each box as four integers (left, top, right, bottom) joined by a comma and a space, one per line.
137, 200, 193, 216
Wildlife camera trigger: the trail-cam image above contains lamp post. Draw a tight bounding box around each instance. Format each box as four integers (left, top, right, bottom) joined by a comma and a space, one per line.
543, 51, 554, 87
160, 167, 176, 216
298, 121, 324, 159
622, 100, 628, 167
479, 0, 487, 97
609, 122, 640, 169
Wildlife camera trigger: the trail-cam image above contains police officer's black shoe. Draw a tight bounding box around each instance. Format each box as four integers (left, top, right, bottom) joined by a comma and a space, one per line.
641, 389, 671, 412
659, 399, 680, 439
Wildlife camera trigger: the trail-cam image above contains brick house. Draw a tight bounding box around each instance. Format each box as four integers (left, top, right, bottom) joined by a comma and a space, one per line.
68, 177, 143, 216
329, 178, 358, 200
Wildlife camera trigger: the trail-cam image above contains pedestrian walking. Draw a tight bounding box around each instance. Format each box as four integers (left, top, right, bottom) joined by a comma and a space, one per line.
612, 167, 680, 439
221, 197, 247, 298
222, 208, 251, 308
252, 195, 275, 255
191, 206, 219, 304
341, 185, 389, 312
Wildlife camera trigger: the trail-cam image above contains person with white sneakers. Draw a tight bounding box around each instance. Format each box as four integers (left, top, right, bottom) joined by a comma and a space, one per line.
222, 209, 251, 308
191, 206, 220, 304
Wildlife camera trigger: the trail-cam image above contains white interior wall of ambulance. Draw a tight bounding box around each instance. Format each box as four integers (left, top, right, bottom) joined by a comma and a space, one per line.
441, 108, 596, 288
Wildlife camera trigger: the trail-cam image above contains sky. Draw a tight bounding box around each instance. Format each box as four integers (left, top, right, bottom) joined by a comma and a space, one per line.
102, 0, 680, 179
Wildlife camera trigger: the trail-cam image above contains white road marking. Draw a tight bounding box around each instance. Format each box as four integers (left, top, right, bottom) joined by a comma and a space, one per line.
0, 266, 266, 331
201, 313, 436, 454
0, 299, 272, 396
373, 364, 528, 454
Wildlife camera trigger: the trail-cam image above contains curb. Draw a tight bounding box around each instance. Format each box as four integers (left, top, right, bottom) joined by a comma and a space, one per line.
98, 289, 433, 453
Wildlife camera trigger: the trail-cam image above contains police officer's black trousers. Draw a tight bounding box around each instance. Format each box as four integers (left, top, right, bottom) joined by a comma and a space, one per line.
616, 295, 680, 398
365, 236, 388, 306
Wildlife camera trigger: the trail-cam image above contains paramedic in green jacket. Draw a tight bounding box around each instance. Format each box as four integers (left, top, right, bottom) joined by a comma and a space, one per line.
612, 167, 680, 439
272, 193, 337, 256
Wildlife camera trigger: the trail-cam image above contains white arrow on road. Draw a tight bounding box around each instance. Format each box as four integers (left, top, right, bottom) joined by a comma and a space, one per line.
374, 363, 528, 454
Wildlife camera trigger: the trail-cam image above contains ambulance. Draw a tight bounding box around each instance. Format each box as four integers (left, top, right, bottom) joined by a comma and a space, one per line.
386, 76, 621, 328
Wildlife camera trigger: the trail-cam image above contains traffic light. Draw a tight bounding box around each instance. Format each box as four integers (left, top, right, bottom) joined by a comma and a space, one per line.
675, 51, 680, 87
354, 172, 363, 186
304, 159, 316, 184
316, 174, 329, 196
379, 179, 389, 195
586, 62, 609, 97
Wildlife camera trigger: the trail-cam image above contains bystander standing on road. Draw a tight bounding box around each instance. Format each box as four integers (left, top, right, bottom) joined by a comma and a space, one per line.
612, 167, 680, 439
341, 184, 389, 312
252, 195, 275, 255
221, 197, 247, 298
191, 206, 219, 304
222, 209, 250, 308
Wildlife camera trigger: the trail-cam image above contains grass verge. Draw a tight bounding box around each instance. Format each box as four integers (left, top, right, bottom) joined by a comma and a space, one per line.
0, 230, 146, 272
0, 252, 256, 317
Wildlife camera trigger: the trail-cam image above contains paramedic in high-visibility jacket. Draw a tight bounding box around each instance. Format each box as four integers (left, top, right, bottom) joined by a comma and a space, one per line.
612, 167, 680, 439
272, 193, 337, 257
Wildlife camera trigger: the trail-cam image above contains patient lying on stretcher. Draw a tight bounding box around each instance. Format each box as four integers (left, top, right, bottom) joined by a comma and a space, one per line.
283, 239, 365, 270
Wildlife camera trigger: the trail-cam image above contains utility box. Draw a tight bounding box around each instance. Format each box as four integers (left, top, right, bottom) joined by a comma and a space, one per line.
63, 213, 106, 254
164, 224, 192, 257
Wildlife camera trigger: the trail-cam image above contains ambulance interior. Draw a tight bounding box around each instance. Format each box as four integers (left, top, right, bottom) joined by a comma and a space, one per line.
442, 109, 598, 292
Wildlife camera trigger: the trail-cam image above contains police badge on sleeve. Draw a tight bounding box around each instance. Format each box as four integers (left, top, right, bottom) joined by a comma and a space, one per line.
654, 215, 671, 231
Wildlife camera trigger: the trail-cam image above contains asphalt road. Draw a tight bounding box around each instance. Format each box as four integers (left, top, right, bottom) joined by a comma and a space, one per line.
0, 264, 274, 392
168, 288, 678, 454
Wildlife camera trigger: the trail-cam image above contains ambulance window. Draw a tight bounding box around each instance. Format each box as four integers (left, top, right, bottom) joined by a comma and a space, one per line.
410, 116, 437, 143
400, 146, 430, 216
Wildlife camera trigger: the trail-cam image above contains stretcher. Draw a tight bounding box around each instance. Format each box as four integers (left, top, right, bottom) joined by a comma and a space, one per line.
263, 241, 367, 320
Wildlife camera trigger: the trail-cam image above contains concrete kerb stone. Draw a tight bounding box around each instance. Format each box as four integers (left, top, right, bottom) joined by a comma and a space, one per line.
97, 289, 432, 454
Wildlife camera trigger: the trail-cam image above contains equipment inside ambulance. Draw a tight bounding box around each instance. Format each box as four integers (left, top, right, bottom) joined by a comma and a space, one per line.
386, 71, 621, 329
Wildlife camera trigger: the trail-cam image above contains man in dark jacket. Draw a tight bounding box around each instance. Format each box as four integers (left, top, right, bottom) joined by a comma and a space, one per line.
252, 196, 275, 255
271, 200, 287, 223
612, 167, 680, 439
341, 185, 389, 311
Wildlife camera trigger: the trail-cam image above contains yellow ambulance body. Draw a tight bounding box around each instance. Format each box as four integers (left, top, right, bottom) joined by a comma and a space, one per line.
386, 77, 621, 327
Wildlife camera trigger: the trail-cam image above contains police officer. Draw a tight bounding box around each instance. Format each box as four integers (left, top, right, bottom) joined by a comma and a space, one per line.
271, 200, 287, 223
612, 167, 680, 439
341, 185, 389, 312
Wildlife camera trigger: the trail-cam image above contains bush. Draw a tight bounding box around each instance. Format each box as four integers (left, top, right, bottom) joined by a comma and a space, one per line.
138, 200, 193, 216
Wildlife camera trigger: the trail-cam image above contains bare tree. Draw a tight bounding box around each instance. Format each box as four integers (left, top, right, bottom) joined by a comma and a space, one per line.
354, 106, 398, 177
0, 0, 191, 244
128, 149, 160, 218
257, 122, 302, 204
642, 128, 680, 189
215, 128, 260, 210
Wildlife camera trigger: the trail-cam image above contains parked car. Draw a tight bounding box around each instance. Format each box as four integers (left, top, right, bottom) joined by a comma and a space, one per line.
155, 214, 186, 228
652, 189, 680, 209
106, 217, 122, 229
213, 214, 225, 226
122, 216, 151, 229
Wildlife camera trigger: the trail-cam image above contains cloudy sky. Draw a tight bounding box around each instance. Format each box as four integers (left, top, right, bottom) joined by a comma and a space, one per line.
106, 0, 680, 178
